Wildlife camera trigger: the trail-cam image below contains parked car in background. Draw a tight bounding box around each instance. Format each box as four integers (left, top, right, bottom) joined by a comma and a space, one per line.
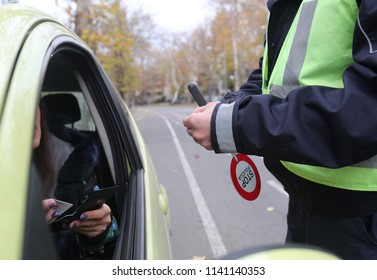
0, 4, 172, 259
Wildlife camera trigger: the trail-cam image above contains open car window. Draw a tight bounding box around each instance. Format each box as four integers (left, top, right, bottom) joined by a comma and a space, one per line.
27, 43, 145, 259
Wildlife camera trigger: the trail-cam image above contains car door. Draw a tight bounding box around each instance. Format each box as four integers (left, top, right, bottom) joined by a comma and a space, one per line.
1, 5, 173, 259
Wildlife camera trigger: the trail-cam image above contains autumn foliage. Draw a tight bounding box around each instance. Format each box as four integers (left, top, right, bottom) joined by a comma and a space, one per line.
64, 0, 267, 105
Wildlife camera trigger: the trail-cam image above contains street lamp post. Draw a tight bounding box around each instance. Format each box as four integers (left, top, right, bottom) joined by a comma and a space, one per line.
223, 50, 227, 92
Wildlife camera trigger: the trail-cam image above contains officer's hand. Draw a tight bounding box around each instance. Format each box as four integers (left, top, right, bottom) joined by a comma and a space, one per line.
183, 102, 219, 150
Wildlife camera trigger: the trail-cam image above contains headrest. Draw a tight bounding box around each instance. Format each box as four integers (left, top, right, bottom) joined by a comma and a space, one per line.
42, 94, 81, 125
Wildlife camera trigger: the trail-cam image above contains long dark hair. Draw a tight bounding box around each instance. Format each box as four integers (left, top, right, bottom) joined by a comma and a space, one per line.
33, 101, 55, 197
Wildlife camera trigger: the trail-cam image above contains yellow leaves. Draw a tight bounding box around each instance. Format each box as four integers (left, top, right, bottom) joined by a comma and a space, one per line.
73, 0, 136, 99
68, 0, 268, 104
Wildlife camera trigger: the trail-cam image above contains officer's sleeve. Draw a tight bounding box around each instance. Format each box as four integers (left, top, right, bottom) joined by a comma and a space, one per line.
238, 57, 263, 95
211, 3, 377, 168
211, 59, 263, 153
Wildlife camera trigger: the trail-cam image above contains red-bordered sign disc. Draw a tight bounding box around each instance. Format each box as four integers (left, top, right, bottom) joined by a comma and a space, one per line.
230, 154, 261, 201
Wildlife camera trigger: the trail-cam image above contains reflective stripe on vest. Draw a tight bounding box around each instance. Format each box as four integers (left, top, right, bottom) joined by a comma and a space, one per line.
262, 0, 377, 191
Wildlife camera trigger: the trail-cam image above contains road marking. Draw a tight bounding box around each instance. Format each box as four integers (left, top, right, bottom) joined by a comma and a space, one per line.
159, 114, 228, 259
267, 180, 288, 197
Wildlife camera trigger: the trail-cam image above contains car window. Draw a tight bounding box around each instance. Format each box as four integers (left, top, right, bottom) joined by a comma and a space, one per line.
41, 53, 119, 186
26, 54, 117, 258
28, 42, 146, 259
70, 92, 96, 132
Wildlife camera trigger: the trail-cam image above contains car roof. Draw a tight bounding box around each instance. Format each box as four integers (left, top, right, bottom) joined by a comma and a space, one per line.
0, 4, 81, 112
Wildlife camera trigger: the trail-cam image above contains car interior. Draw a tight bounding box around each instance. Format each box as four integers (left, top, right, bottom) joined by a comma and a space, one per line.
41, 74, 119, 220
41, 93, 115, 196
33, 52, 121, 258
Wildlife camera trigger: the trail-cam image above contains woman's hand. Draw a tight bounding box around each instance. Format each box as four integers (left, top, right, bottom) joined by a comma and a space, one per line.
69, 204, 112, 238
42, 198, 59, 222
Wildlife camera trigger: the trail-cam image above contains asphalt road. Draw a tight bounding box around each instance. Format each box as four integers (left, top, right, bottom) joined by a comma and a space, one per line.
132, 104, 288, 260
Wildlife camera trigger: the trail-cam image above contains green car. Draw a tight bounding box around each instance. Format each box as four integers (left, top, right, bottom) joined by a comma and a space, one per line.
0, 4, 172, 260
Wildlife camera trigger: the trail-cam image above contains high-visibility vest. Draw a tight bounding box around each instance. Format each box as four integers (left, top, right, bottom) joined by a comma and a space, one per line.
262, 0, 377, 191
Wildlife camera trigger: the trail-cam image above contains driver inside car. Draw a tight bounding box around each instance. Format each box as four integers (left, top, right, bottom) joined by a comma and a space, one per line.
33, 99, 118, 259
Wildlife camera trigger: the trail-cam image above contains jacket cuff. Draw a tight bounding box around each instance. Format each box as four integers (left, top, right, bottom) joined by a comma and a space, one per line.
78, 213, 119, 252
211, 102, 237, 153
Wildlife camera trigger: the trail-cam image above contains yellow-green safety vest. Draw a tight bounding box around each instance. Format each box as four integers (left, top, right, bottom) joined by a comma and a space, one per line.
262, 0, 377, 191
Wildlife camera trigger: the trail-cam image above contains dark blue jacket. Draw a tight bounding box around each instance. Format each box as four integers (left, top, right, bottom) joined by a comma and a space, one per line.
212, 0, 377, 169
211, 0, 377, 217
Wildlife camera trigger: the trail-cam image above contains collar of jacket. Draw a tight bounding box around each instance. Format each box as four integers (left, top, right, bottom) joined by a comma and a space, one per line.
267, 0, 279, 10
267, 0, 303, 11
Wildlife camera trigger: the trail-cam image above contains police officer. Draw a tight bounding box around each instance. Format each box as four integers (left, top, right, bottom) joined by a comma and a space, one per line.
183, 0, 377, 259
